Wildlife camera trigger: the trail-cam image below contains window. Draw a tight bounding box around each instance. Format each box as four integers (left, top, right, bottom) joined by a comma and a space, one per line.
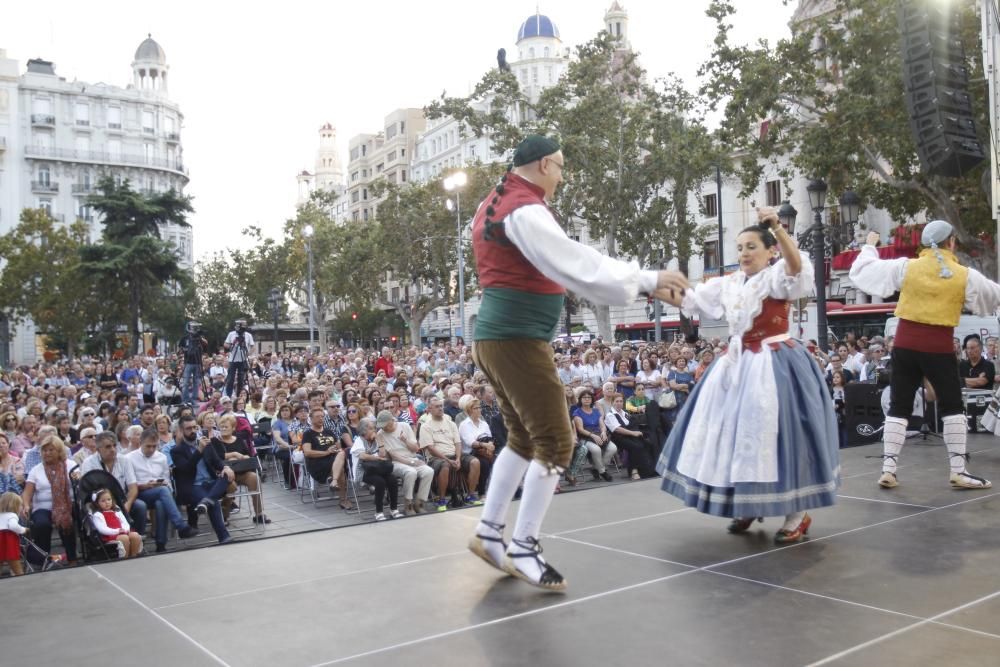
703, 193, 718, 218
532, 67, 538, 83
386, 123, 398, 139
34, 133, 52, 149
704, 241, 720, 271
75, 102, 89, 126
351, 171, 359, 182
107, 106, 121, 129
401, 148, 405, 157
401, 169, 407, 183
352, 211, 359, 221
39, 198, 52, 214
78, 204, 92, 221
351, 146, 360, 160
142, 110, 155, 134
391, 287, 400, 302
108, 139, 121, 160
362, 188, 368, 201
363, 209, 369, 221
166, 116, 176, 133
144, 143, 154, 163
546, 66, 553, 82
616, 22, 622, 36
74, 135, 90, 153
351, 191, 359, 203
32, 97, 51, 115
544, 47, 550, 58
529, 48, 535, 58
376, 163, 384, 174
38, 166, 51, 186
387, 151, 396, 162
400, 121, 405, 133
765, 180, 781, 207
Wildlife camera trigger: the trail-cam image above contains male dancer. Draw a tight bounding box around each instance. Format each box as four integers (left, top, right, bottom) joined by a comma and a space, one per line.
466, 135, 687, 591
850, 221, 1000, 490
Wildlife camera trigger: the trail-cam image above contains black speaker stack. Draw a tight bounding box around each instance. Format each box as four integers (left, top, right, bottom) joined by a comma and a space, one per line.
899, 0, 985, 178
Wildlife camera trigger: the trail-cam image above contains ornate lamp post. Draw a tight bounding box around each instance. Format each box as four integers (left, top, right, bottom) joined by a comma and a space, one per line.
302, 224, 315, 354
444, 171, 468, 346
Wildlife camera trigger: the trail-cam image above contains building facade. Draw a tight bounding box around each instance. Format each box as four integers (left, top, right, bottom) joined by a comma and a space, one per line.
0, 35, 190, 365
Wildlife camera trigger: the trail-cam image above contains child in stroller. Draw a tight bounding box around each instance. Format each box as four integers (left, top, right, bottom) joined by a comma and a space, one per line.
76, 469, 134, 562
89, 488, 142, 559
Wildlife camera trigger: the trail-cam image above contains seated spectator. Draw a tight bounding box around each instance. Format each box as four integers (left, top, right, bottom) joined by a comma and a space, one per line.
88, 488, 143, 559
126, 428, 198, 552
211, 414, 269, 524
171, 415, 231, 544
596, 381, 616, 416
301, 407, 351, 510
443, 386, 463, 422
350, 417, 402, 521
11, 414, 38, 459
571, 389, 616, 482
123, 424, 143, 452
376, 410, 432, 515
456, 396, 495, 499
72, 428, 98, 467
626, 382, 650, 413
825, 354, 855, 386
419, 397, 480, 511
81, 433, 147, 537
0, 433, 26, 495
605, 394, 657, 480
1, 412, 18, 448
21, 436, 80, 565
270, 403, 296, 488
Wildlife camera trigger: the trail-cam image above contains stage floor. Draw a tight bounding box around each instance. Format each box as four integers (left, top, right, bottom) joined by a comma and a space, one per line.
6, 435, 1000, 667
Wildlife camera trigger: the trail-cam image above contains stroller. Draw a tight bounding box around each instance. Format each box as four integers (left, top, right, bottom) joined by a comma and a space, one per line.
74, 469, 129, 562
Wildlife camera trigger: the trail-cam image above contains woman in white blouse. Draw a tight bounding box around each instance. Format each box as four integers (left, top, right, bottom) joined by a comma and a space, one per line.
604, 395, 657, 480
579, 349, 606, 389
635, 357, 664, 401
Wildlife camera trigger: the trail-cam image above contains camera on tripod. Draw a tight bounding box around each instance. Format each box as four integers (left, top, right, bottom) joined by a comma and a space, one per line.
185, 321, 204, 337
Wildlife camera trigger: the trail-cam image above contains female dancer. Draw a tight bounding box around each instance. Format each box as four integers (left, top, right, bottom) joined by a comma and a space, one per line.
657, 208, 839, 543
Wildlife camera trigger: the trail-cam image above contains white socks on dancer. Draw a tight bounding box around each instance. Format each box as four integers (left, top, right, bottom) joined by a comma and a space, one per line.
781, 511, 806, 533
881, 416, 907, 474
942, 414, 968, 474
475, 448, 530, 565
507, 461, 561, 582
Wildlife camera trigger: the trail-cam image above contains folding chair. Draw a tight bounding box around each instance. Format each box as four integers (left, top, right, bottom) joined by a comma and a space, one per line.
227, 458, 266, 534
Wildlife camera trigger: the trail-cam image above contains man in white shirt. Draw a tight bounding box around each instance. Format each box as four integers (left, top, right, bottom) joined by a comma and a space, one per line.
82, 433, 146, 538
376, 411, 433, 515
126, 429, 198, 551
223, 320, 255, 398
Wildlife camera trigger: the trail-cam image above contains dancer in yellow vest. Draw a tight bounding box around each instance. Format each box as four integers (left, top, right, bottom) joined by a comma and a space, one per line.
850, 221, 1000, 489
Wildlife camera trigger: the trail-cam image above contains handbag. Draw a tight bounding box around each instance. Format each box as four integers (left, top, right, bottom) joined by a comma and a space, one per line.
227, 457, 259, 474
362, 457, 394, 477
658, 390, 677, 409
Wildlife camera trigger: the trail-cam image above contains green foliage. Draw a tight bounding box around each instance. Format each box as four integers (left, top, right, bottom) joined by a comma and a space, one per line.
0, 209, 110, 358
701, 0, 993, 264
82, 177, 195, 354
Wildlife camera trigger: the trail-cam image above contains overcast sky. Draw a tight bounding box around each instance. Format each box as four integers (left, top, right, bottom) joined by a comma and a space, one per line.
0, 0, 796, 260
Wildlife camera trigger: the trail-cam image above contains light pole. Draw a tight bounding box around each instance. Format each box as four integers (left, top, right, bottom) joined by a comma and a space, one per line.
794, 183, 862, 353
268, 287, 281, 355
303, 224, 315, 354
444, 171, 468, 345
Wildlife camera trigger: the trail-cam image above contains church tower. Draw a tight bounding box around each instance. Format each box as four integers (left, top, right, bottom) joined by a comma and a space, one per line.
604, 2, 631, 51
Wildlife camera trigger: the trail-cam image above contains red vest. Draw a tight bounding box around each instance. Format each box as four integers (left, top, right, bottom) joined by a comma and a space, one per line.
100, 510, 122, 542
743, 299, 790, 353
471, 173, 565, 295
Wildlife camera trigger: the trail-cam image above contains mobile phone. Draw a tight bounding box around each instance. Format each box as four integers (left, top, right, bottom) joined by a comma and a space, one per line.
155, 478, 164, 483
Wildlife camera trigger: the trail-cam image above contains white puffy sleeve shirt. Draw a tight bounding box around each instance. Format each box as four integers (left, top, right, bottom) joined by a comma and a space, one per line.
505, 204, 659, 306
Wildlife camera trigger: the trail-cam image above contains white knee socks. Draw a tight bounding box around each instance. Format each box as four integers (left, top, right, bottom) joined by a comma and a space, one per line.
942, 414, 968, 474
507, 460, 561, 581
881, 416, 907, 473
475, 448, 530, 562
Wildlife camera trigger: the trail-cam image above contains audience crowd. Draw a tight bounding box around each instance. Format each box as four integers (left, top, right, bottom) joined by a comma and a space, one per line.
1, 328, 996, 574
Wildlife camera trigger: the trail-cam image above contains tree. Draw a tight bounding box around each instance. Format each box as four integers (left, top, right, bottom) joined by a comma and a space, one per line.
0, 209, 109, 358
82, 177, 195, 355
429, 34, 721, 339
191, 251, 253, 350
371, 163, 505, 344
700, 0, 994, 271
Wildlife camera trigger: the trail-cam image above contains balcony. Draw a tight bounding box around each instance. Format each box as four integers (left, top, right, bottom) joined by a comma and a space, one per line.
74, 119, 92, 132
31, 180, 59, 193
71, 183, 94, 195
107, 122, 123, 133
165, 132, 180, 142
31, 114, 55, 127
23, 145, 189, 177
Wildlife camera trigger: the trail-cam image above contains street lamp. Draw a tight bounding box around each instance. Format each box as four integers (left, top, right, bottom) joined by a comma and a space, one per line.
443, 171, 468, 346
796, 181, 863, 353
268, 287, 282, 355
777, 200, 798, 235
302, 224, 315, 354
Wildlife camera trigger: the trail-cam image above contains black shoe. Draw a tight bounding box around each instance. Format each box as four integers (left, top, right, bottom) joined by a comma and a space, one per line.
178, 525, 200, 539
601, 471, 614, 482
194, 502, 209, 515
253, 514, 271, 525
590, 469, 601, 481
155, 543, 167, 553
503, 536, 567, 593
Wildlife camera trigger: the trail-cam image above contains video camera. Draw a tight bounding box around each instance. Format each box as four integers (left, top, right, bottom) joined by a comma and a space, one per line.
185, 321, 203, 336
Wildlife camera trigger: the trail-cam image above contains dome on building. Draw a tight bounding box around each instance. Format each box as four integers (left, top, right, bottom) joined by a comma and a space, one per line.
517, 14, 560, 42
134, 34, 166, 64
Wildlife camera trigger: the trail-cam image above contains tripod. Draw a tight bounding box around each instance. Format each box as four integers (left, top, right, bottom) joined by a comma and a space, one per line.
225, 333, 250, 398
